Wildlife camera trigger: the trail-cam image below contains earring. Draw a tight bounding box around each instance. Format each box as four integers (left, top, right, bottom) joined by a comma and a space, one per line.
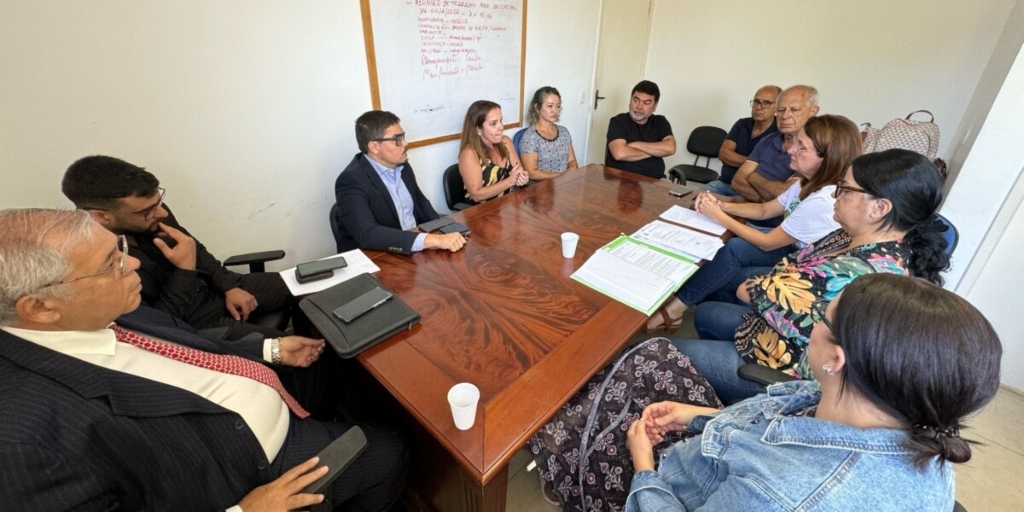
822, 364, 834, 376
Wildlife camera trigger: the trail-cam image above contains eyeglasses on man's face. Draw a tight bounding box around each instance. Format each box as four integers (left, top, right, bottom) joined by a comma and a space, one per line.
41, 235, 128, 288
832, 183, 870, 198
133, 188, 166, 221
374, 133, 406, 146
750, 99, 775, 109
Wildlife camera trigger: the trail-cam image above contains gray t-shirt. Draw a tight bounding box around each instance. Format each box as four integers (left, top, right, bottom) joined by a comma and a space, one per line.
519, 124, 573, 172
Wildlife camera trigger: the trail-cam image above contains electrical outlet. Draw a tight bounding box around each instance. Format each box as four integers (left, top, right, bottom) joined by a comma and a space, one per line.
578, 91, 586, 105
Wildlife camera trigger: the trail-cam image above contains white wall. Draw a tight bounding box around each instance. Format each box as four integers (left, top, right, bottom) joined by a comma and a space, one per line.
644, 0, 1014, 172
949, 34, 1024, 390
0, 0, 600, 267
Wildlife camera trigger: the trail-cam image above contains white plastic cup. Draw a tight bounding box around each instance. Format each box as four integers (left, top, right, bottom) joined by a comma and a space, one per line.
447, 383, 480, 430
561, 232, 580, 258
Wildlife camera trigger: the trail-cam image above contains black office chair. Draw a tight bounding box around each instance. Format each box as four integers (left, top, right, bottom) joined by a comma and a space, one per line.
307, 426, 368, 512
935, 213, 959, 255
222, 248, 291, 332
442, 164, 473, 211
668, 126, 728, 184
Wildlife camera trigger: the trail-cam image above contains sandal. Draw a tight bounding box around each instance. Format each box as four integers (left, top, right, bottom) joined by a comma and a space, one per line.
640, 305, 684, 335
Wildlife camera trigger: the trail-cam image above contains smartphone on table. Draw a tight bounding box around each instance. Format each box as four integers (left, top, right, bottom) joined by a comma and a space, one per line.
332, 287, 393, 323
295, 257, 347, 284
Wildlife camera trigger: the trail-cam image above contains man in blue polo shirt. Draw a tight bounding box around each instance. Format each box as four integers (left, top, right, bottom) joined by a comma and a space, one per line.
701, 85, 781, 196
728, 85, 819, 228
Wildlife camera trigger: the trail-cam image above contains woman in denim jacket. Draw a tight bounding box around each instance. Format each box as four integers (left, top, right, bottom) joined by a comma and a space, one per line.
625, 274, 1001, 511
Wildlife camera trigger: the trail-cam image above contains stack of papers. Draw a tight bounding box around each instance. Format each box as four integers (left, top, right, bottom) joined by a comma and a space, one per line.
631, 220, 725, 261
571, 235, 699, 315
570, 205, 731, 315
659, 205, 728, 236
281, 249, 381, 295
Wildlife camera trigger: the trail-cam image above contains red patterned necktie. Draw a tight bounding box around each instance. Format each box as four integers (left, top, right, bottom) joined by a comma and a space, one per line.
111, 324, 309, 418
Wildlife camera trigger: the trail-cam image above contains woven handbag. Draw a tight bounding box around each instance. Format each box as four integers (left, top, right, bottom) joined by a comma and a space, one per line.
862, 110, 940, 159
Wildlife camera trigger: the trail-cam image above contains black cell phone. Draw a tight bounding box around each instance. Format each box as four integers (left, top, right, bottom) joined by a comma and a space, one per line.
418, 216, 456, 233
669, 186, 693, 197
439, 222, 470, 236
332, 287, 393, 323
300, 426, 368, 505
295, 257, 348, 284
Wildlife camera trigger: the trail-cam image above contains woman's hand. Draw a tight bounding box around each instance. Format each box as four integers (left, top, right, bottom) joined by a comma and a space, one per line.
695, 193, 729, 223
626, 419, 656, 473
642, 401, 718, 443
512, 161, 529, 186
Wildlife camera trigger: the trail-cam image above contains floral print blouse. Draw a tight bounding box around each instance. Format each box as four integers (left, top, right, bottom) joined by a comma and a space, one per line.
734, 229, 911, 378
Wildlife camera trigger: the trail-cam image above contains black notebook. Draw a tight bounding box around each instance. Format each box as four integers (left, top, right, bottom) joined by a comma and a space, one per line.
299, 273, 419, 358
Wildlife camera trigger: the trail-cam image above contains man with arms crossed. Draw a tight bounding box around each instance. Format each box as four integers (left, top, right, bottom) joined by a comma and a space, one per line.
605, 80, 677, 179
62, 156, 297, 340
702, 85, 781, 196
333, 110, 466, 255
0, 208, 407, 510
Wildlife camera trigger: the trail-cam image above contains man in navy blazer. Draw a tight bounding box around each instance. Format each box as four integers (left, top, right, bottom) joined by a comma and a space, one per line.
0, 208, 407, 511
333, 110, 466, 255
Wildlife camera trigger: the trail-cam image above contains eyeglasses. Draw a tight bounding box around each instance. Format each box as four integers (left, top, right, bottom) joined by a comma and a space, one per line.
135, 188, 166, 221
811, 299, 833, 332
41, 235, 128, 288
750, 99, 775, 109
792, 143, 820, 156
373, 133, 406, 146
833, 183, 871, 198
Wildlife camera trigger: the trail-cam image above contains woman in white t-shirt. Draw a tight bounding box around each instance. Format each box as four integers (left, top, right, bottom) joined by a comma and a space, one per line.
645, 115, 861, 333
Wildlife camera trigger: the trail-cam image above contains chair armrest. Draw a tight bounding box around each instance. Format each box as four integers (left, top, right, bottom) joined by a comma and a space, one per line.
304, 426, 369, 512
223, 250, 286, 273
453, 202, 473, 211
737, 363, 797, 387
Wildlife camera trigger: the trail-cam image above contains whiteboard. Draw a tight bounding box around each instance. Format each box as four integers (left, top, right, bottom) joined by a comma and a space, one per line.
360, 0, 526, 148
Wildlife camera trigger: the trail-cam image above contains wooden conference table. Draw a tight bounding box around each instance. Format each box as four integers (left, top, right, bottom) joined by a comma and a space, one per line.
354, 164, 709, 511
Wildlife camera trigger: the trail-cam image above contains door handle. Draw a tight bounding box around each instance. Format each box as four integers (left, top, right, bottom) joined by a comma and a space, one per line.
594, 90, 606, 110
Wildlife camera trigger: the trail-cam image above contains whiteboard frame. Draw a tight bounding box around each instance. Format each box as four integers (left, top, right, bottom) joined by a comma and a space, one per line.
360, 0, 527, 148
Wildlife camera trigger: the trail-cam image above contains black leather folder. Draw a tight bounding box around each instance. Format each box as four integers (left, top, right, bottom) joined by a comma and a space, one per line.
299, 273, 419, 358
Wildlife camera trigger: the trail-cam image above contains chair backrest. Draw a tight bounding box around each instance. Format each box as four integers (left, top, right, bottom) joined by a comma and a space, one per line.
686, 126, 728, 159
442, 164, 465, 210
329, 202, 343, 252
512, 128, 527, 155
935, 213, 959, 255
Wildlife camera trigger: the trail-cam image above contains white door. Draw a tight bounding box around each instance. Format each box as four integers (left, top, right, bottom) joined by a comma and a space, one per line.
584, 0, 653, 166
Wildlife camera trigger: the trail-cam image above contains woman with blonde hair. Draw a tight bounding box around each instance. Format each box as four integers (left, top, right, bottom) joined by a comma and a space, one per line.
519, 86, 578, 180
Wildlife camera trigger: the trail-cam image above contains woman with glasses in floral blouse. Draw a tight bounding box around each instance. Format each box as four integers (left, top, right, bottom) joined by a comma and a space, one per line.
673, 148, 952, 403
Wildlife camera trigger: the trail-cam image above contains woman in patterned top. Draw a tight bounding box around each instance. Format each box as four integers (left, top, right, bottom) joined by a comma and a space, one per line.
458, 100, 529, 204
644, 115, 860, 334
519, 86, 578, 180
672, 149, 952, 403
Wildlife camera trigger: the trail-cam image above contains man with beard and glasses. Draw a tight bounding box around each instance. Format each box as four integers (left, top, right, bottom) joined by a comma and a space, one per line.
605, 80, 677, 179
62, 155, 298, 341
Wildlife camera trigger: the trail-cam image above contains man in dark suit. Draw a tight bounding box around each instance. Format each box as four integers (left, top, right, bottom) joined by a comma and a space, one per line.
62, 155, 297, 340
0, 208, 407, 511
333, 110, 465, 255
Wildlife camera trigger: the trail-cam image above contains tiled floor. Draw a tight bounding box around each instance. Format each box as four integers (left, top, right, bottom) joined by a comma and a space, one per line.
504, 311, 1024, 511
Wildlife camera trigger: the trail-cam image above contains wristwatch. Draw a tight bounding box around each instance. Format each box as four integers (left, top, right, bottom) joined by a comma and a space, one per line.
270, 338, 282, 365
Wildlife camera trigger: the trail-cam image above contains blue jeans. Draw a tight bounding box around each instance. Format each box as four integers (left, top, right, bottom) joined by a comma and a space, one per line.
670, 337, 765, 404
699, 180, 740, 197
675, 238, 791, 307
672, 301, 765, 403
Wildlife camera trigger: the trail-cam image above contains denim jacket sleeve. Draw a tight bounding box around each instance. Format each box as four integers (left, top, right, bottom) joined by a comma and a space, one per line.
625, 470, 686, 511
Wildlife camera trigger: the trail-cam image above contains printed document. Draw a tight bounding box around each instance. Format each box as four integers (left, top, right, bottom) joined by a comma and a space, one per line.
660, 205, 728, 236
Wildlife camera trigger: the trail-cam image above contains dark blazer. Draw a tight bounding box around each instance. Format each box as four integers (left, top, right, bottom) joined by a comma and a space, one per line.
0, 307, 275, 511
333, 153, 439, 255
